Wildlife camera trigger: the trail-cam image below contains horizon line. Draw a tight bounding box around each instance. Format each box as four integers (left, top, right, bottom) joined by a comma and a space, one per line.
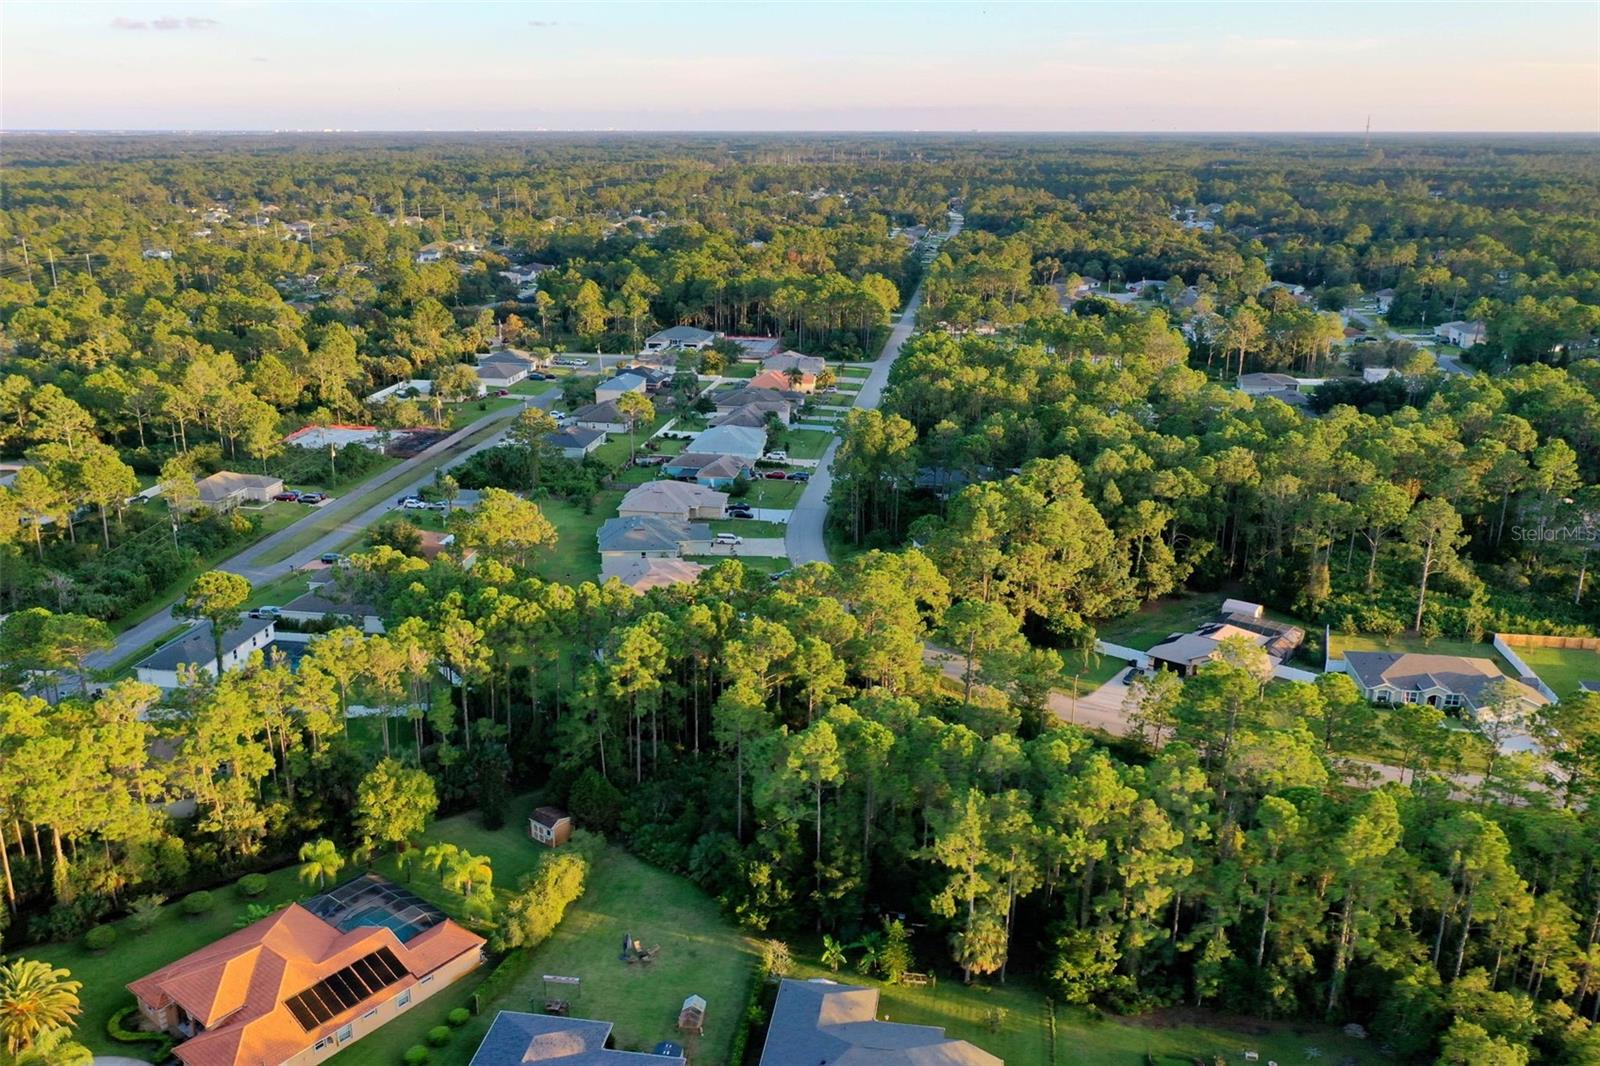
6, 128, 1599, 137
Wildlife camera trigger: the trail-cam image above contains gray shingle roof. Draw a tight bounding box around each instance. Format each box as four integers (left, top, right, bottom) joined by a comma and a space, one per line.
138, 617, 275, 671
648, 325, 715, 344
759, 980, 1002, 1066
1343, 651, 1548, 708
469, 1011, 682, 1066
596, 515, 707, 554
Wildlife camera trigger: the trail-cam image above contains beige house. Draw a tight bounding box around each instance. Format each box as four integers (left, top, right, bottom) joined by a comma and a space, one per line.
1343, 652, 1549, 715
196, 472, 285, 509
618, 480, 728, 521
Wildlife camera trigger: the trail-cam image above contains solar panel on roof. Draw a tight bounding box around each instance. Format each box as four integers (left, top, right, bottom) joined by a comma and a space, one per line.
284, 948, 409, 1032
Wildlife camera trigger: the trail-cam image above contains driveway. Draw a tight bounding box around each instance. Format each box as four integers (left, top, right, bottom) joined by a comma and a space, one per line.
702, 537, 788, 558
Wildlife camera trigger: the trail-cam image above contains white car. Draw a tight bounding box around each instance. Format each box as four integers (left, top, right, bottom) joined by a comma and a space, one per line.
763, 451, 788, 463
714, 532, 743, 546
402, 498, 432, 510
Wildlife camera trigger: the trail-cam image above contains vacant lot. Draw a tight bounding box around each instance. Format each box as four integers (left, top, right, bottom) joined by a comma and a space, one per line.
527, 491, 625, 584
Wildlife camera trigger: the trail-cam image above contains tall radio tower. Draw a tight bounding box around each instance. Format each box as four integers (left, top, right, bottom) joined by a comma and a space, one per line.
1364, 115, 1372, 150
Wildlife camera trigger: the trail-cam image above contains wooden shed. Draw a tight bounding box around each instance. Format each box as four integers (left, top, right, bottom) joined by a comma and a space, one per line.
529, 806, 574, 847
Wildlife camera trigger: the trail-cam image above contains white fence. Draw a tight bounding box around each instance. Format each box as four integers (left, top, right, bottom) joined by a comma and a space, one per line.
1094, 641, 1149, 668
1493, 634, 1561, 703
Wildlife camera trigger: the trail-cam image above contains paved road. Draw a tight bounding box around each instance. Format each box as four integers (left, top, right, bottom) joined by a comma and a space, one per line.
1345, 306, 1474, 377
786, 212, 963, 565
89, 395, 552, 673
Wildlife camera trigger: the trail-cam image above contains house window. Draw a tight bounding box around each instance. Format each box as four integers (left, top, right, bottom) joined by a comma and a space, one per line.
1403, 691, 1418, 704
1374, 690, 1392, 704
337, 1025, 353, 1044
396, 991, 412, 1009
314, 1038, 333, 1052
363, 1008, 379, 1020
419, 975, 434, 986
1443, 694, 1462, 708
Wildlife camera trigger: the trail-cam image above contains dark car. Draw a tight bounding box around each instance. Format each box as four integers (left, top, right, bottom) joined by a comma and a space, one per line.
731, 511, 754, 519
272, 491, 300, 502
495, 389, 510, 397
787, 471, 811, 481
319, 552, 344, 564
298, 492, 326, 504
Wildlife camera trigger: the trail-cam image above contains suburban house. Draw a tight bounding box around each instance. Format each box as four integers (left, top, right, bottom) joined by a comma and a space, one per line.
1235, 372, 1314, 407
687, 424, 767, 461
481, 347, 544, 372
1146, 601, 1305, 678
1364, 366, 1397, 383
416, 529, 476, 568
618, 480, 728, 521
497, 263, 553, 286
475, 361, 530, 392
714, 387, 797, 416
661, 452, 754, 488
136, 617, 279, 689
196, 472, 285, 510
414, 245, 445, 263
129, 875, 484, 1066
725, 335, 785, 362
748, 368, 800, 392
1342, 652, 1550, 715
1434, 320, 1486, 349
759, 351, 827, 390
595, 373, 647, 403
527, 806, 573, 847
714, 402, 792, 429
596, 515, 711, 560
144, 247, 174, 260
643, 325, 716, 353
601, 556, 707, 593
280, 591, 384, 634
545, 426, 606, 459
758, 979, 1000, 1066
571, 401, 638, 434
616, 365, 673, 393
1374, 288, 1396, 313
469, 1012, 684, 1066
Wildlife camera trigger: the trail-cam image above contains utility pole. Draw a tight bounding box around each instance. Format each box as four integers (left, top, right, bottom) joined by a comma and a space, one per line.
17, 239, 32, 286
84, 252, 94, 279
46, 249, 58, 289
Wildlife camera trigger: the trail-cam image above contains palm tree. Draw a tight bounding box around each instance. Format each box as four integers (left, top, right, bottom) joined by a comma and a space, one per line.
820, 935, 848, 973
422, 842, 460, 882
7, 1025, 90, 1066
443, 850, 492, 899
296, 838, 345, 889
0, 959, 82, 1056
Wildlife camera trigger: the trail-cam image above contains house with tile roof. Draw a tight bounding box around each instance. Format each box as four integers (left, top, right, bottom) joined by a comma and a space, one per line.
129, 875, 484, 1066
600, 556, 708, 594
758, 979, 1001, 1066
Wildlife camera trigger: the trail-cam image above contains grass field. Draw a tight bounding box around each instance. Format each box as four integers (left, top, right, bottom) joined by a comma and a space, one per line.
735, 478, 804, 510
1095, 596, 1223, 651
719, 363, 758, 379
775, 429, 833, 460
446, 397, 520, 428
526, 491, 624, 584
686, 554, 787, 575
1511, 644, 1600, 701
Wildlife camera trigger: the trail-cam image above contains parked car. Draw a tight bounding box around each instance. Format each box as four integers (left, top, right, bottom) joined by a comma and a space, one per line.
731, 511, 754, 519
787, 471, 811, 481
726, 503, 753, 514
763, 470, 789, 480
428, 501, 449, 512
272, 491, 300, 502
1123, 667, 1139, 684
767, 569, 792, 583
249, 605, 283, 619
764, 450, 788, 462
402, 498, 432, 510
495, 389, 510, 397
551, 411, 569, 423
714, 532, 743, 546
298, 492, 326, 504
319, 552, 344, 564
819, 385, 839, 394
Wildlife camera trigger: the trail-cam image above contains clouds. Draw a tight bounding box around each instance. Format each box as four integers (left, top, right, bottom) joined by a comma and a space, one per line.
110, 15, 220, 31
528, 20, 559, 28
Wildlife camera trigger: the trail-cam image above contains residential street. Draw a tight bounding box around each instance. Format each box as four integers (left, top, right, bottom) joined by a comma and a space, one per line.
785, 212, 962, 565
88, 394, 553, 673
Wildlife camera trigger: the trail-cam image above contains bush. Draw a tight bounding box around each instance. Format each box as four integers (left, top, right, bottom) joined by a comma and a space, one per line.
127, 894, 166, 932
108, 1004, 176, 1059
181, 891, 215, 917
236, 873, 269, 898
85, 923, 119, 951
426, 1026, 452, 1047
447, 1007, 471, 1028
403, 1047, 430, 1066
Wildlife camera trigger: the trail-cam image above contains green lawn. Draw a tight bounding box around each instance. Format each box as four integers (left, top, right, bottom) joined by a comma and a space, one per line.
719, 363, 758, 379
783, 956, 1383, 1066
526, 492, 624, 584
1510, 644, 1600, 701
709, 519, 786, 538
1061, 647, 1131, 694
446, 397, 520, 428
734, 479, 804, 510
1096, 595, 1226, 651
774, 429, 833, 460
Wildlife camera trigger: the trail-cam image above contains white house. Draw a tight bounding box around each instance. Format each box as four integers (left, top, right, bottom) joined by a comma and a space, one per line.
571, 401, 636, 434
136, 618, 279, 689
1374, 288, 1396, 313
1434, 320, 1486, 349
194, 472, 284, 510
545, 427, 606, 459
143, 248, 173, 260
644, 325, 716, 353
1342, 652, 1548, 716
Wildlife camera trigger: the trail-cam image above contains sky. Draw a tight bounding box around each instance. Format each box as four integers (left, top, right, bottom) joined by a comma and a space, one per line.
3, 1, 1598, 133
